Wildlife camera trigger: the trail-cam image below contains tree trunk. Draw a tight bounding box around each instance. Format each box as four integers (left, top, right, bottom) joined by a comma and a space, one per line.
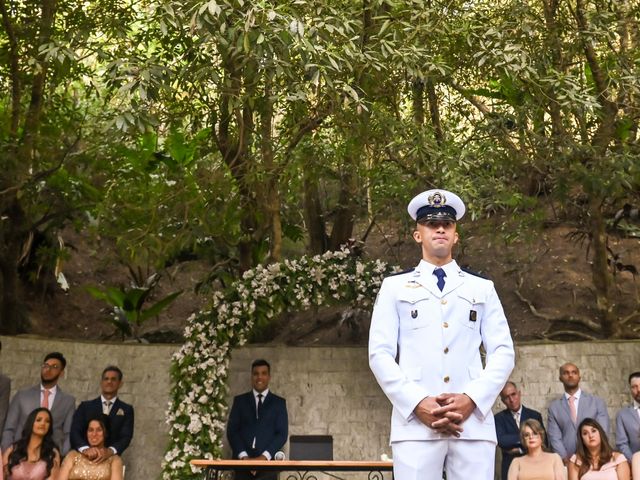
328, 159, 358, 251
302, 169, 328, 255
587, 195, 618, 337
260, 77, 282, 264
425, 78, 443, 145
0, 197, 29, 333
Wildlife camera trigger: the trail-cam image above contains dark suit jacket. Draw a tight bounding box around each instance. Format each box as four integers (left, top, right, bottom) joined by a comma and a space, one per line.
70, 397, 134, 454
0, 374, 10, 434
0, 384, 75, 454
227, 391, 288, 459
495, 405, 545, 480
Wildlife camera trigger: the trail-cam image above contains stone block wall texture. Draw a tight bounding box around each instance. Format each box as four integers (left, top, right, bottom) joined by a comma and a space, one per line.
1, 336, 639, 479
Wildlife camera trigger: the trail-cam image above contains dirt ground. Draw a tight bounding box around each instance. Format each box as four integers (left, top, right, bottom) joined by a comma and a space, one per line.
21, 216, 640, 345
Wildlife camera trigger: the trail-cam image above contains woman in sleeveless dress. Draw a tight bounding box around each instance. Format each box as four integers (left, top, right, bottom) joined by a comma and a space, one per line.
1, 407, 60, 480
58, 417, 122, 480
507, 418, 564, 480
568, 418, 629, 480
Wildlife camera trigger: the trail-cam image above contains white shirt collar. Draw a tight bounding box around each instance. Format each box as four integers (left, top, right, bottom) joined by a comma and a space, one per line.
511, 406, 523, 417
41, 384, 58, 394
417, 259, 458, 277
633, 400, 640, 410
101, 395, 117, 404
564, 388, 581, 400
253, 388, 269, 399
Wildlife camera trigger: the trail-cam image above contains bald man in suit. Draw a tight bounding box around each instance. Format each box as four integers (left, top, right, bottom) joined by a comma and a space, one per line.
547, 363, 609, 463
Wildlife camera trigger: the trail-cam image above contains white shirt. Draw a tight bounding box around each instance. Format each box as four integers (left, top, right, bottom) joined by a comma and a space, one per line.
565, 389, 582, 414
253, 389, 269, 410
41, 384, 58, 408
512, 406, 523, 426
101, 395, 117, 414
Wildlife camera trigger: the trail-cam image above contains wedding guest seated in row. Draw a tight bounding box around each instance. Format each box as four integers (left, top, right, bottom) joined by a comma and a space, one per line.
2, 407, 61, 480
507, 419, 563, 480
70, 366, 134, 462
548, 363, 609, 464
568, 418, 629, 480
496, 381, 546, 479
1, 353, 75, 455
60, 416, 123, 480
615, 372, 640, 461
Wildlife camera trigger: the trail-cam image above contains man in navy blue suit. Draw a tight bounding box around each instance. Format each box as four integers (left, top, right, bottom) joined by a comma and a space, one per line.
494, 381, 545, 480
70, 366, 134, 462
227, 359, 288, 480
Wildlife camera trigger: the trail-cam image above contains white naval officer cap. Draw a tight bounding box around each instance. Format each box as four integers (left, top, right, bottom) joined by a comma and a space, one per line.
407, 189, 466, 222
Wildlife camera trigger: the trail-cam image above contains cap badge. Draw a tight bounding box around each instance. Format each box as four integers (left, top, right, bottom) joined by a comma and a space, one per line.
428, 191, 446, 208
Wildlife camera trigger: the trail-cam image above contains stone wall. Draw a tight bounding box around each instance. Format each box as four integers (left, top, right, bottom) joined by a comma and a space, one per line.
1, 336, 639, 480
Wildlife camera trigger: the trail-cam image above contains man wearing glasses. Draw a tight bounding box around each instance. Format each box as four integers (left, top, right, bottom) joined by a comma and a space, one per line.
1, 352, 76, 454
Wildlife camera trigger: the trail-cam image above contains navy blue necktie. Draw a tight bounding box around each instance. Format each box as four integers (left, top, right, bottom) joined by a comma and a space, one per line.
433, 268, 446, 291
257, 393, 264, 419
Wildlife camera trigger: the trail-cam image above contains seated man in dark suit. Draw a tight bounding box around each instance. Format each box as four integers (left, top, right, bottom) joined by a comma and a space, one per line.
495, 381, 545, 480
70, 366, 134, 462
227, 359, 288, 480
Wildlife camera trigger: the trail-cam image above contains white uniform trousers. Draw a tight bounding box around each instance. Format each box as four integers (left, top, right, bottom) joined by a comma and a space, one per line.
392, 439, 495, 480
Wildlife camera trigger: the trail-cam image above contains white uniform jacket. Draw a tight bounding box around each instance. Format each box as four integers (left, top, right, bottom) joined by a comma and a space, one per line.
369, 259, 515, 444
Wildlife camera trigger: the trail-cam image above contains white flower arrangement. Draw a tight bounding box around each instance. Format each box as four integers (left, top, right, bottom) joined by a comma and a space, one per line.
161, 247, 398, 479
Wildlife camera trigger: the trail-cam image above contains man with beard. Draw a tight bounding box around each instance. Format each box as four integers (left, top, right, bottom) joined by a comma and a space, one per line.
616, 371, 640, 461
1, 352, 76, 454
547, 362, 609, 464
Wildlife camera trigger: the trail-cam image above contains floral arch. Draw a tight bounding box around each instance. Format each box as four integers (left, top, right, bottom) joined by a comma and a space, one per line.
161, 248, 397, 479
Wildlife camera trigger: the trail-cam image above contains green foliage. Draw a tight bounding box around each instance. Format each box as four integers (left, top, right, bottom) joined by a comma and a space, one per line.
86, 273, 182, 340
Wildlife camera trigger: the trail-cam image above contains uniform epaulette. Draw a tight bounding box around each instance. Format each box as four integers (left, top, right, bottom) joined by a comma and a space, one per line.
388, 268, 415, 277
460, 265, 490, 280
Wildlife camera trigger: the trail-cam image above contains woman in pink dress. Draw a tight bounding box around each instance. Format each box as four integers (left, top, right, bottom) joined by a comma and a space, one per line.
568, 418, 629, 480
1, 408, 60, 480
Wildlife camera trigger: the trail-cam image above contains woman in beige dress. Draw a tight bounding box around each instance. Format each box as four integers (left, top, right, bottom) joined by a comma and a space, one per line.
508, 418, 564, 480
58, 417, 122, 480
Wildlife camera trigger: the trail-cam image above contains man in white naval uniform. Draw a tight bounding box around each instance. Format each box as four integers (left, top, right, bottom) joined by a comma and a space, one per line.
369, 189, 515, 480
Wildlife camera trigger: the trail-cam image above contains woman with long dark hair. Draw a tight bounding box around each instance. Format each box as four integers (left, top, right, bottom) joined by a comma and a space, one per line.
1, 407, 60, 479
58, 416, 122, 480
568, 418, 629, 480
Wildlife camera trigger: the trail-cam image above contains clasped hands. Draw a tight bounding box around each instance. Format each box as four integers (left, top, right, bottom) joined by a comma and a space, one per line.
413, 393, 476, 437
81, 446, 114, 463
